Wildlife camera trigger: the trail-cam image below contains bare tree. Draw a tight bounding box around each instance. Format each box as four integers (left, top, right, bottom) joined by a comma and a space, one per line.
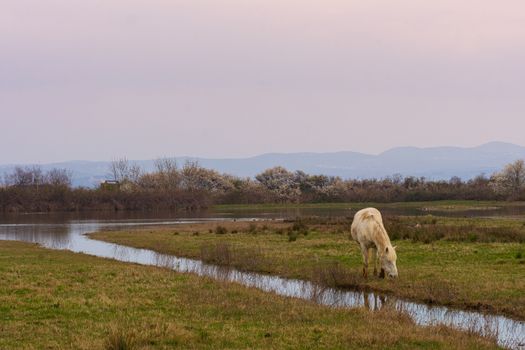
154, 157, 177, 174
128, 163, 143, 184
45, 168, 72, 187
109, 158, 130, 182
5, 166, 44, 187
154, 157, 180, 189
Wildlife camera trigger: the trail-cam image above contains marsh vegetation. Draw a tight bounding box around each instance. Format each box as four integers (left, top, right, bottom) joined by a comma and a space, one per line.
91, 216, 525, 320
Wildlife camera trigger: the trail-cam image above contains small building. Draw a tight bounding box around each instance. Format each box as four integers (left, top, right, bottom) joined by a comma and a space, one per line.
100, 180, 120, 191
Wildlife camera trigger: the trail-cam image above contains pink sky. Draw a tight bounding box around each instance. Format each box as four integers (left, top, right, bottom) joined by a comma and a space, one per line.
1, 1, 524, 163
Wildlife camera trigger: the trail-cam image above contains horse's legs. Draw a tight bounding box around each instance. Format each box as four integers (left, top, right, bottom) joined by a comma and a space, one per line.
361, 244, 369, 278
371, 247, 378, 276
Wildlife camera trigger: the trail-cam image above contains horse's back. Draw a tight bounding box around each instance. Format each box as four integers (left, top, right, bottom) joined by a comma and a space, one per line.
351, 208, 383, 243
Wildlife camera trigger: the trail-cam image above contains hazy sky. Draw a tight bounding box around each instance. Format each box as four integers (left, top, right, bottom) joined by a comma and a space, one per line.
1, 0, 525, 164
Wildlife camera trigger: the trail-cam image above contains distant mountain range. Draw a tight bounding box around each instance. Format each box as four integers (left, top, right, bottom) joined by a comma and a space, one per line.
1, 142, 524, 188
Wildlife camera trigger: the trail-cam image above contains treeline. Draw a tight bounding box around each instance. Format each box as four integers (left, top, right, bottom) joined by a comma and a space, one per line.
0, 164, 210, 213
1, 158, 524, 213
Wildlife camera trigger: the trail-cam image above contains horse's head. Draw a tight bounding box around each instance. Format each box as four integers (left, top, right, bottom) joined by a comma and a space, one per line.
380, 245, 398, 278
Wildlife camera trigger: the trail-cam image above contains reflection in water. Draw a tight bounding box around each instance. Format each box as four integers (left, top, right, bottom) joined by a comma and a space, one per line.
0, 223, 70, 248
0, 218, 524, 350
363, 292, 385, 311
2, 203, 525, 225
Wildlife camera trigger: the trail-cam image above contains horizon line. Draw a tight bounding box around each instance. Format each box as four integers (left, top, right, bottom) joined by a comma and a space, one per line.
0, 141, 523, 166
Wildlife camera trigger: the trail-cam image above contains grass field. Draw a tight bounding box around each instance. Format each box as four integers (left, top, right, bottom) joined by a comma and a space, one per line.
0, 241, 500, 349
91, 216, 525, 320
213, 200, 525, 211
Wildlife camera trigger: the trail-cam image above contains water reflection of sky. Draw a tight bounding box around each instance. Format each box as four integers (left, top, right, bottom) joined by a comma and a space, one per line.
0, 215, 524, 350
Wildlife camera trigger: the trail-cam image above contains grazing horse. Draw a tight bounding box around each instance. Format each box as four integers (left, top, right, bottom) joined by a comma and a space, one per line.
350, 208, 398, 278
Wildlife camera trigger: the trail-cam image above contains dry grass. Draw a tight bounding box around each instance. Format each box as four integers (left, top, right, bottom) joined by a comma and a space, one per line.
0, 241, 500, 349
200, 242, 272, 273
311, 262, 361, 289
105, 327, 137, 350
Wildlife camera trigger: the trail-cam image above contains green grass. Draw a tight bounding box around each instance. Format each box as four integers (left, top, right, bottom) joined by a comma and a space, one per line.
91, 217, 525, 320
0, 241, 499, 349
385, 216, 525, 243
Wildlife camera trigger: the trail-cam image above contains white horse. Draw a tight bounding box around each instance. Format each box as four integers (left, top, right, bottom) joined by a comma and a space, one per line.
351, 208, 398, 278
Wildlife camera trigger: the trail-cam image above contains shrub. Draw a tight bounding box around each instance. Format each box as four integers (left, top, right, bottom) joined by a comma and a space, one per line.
199, 243, 269, 272
292, 220, 308, 232
311, 262, 360, 289
467, 233, 478, 242
105, 328, 136, 350
200, 242, 231, 265
214, 225, 228, 234
247, 223, 257, 234
420, 281, 458, 304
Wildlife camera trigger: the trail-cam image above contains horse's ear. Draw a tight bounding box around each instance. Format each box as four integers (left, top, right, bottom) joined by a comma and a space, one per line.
393, 245, 397, 250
